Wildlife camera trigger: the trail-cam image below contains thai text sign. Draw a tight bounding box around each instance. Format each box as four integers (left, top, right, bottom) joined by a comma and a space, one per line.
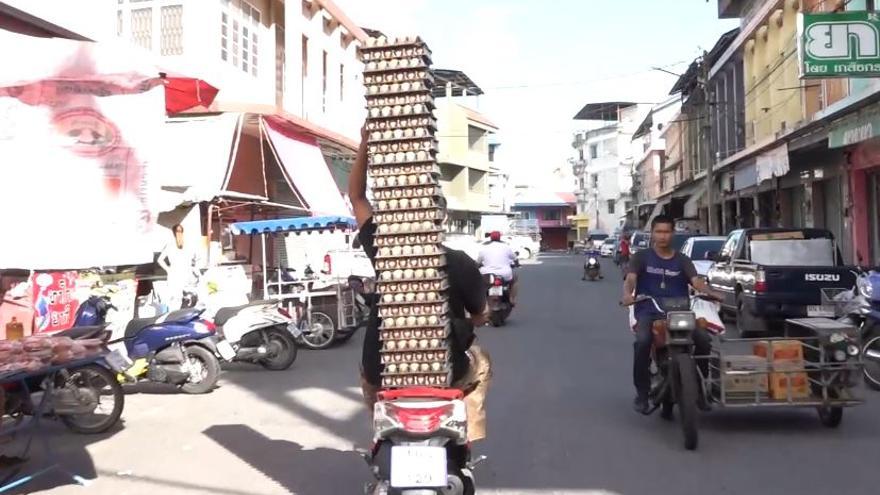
799, 11, 880, 78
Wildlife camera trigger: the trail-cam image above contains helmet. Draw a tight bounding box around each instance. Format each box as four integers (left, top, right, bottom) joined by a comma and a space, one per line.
489, 231, 502, 242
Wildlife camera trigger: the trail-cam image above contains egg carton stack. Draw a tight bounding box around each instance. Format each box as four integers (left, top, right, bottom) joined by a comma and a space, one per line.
361, 36, 451, 389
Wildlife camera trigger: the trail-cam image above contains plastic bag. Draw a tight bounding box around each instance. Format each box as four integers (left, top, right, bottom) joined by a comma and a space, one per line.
692, 298, 725, 335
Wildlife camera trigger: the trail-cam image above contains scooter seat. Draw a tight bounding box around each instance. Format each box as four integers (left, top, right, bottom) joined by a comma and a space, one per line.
124, 308, 203, 338
213, 300, 277, 327
54, 325, 108, 340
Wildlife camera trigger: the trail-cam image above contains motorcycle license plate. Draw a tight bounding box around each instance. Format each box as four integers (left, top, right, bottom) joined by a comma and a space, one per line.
390, 446, 447, 488
105, 349, 133, 373
807, 305, 834, 317
488, 286, 503, 296
216, 340, 236, 361
287, 322, 303, 338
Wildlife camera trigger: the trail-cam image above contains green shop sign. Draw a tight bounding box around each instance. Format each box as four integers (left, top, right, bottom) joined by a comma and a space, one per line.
799, 11, 880, 78
828, 111, 880, 148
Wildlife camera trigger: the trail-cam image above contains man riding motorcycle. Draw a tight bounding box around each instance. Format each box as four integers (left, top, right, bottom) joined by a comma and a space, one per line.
477, 231, 518, 307
622, 215, 721, 415
348, 125, 493, 442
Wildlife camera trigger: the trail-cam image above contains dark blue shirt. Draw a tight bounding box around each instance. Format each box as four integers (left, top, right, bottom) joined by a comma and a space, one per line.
629, 249, 697, 320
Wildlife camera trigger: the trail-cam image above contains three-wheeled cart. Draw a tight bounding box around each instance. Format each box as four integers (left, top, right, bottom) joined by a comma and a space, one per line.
229, 216, 368, 349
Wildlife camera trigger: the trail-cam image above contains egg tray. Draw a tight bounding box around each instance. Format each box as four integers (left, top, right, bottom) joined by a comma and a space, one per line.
367, 131, 436, 144
377, 269, 445, 281
368, 164, 439, 178
380, 322, 448, 335
374, 209, 443, 224
361, 42, 432, 60
369, 156, 438, 169
374, 232, 443, 246
379, 290, 446, 305
366, 117, 437, 132
382, 349, 449, 364
366, 90, 434, 106
379, 279, 448, 293
368, 135, 437, 150
381, 361, 451, 376
379, 307, 448, 322
363, 59, 431, 74
374, 200, 442, 213
382, 373, 450, 389
364, 69, 433, 85
380, 333, 448, 347
372, 185, 442, 199
370, 174, 439, 188
374, 226, 444, 238
367, 107, 434, 121
375, 244, 444, 257
373, 251, 444, 268
362, 49, 432, 65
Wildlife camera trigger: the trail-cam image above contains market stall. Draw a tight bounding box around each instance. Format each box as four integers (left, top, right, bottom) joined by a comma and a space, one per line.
229, 216, 367, 349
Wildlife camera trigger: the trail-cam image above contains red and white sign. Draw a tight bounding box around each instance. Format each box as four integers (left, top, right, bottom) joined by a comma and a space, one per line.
31, 271, 80, 334
0, 31, 164, 270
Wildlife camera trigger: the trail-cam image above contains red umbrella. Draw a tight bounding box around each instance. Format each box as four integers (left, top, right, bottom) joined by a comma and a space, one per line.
163, 76, 219, 114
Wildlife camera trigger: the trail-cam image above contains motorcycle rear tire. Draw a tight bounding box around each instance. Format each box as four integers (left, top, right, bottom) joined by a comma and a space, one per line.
180, 345, 221, 394
59, 364, 125, 434
672, 353, 700, 450
490, 312, 505, 327
259, 328, 298, 371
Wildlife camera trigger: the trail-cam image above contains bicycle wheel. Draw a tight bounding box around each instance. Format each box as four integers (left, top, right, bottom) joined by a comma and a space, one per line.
298, 311, 336, 350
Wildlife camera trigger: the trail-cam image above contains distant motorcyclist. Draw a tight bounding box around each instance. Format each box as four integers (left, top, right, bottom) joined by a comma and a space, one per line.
478, 231, 518, 307
622, 215, 721, 414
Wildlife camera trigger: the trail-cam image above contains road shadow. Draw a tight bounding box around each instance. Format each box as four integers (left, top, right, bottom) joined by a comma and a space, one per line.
203, 424, 369, 495
1, 420, 122, 493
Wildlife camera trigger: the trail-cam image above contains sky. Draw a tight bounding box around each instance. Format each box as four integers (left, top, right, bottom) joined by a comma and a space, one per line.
335, 0, 739, 190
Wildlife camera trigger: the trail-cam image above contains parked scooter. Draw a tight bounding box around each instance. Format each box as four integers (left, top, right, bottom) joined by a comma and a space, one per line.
837, 269, 880, 389
583, 250, 602, 281
75, 296, 222, 394
484, 273, 512, 327
362, 387, 484, 495
208, 300, 299, 370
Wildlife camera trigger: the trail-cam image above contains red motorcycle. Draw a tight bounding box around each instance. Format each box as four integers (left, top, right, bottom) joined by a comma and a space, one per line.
362, 387, 484, 495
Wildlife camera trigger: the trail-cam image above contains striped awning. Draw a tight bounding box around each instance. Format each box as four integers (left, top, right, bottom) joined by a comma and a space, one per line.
230, 216, 357, 235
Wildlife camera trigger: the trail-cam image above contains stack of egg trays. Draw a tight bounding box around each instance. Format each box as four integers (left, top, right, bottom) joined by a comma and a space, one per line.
361, 36, 452, 389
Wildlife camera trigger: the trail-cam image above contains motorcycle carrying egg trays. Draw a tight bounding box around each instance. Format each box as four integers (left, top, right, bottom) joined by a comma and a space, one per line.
363, 36, 452, 389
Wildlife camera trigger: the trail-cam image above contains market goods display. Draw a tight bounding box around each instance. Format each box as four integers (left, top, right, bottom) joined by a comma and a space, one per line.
0, 336, 103, 376
361, 36, 451, 389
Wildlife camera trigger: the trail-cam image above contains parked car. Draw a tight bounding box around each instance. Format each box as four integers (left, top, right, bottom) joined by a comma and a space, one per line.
630, 231, 650, 254
672, 232, 706, 252
588, 233, 610, 250
506, 234, 540, 259
680, 236, 726, 278
600, 237, 617, 257
706, 228, 856, 336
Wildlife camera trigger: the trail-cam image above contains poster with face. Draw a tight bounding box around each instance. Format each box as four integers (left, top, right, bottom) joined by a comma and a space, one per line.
0, 32, 163, 270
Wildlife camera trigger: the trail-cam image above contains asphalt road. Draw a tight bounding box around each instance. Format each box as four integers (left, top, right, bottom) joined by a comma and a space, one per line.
19, 254, 878, 495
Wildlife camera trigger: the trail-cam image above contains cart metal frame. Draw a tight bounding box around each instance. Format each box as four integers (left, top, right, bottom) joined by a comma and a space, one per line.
697, 320, 863, 410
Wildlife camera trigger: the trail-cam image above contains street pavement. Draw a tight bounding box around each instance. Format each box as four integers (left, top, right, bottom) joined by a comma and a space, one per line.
16, 254, 878, 494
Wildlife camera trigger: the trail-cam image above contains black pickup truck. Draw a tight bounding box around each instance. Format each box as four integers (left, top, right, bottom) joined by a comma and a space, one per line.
706, 228, 856, 335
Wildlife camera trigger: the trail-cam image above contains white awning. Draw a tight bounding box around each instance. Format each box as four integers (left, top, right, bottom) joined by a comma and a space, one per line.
684, 187, 707, 218
154, 113, 242, 211
263, 116, 350, 217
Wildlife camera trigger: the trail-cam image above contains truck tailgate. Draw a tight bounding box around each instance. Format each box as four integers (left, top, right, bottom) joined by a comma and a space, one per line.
761, 266, 856, 305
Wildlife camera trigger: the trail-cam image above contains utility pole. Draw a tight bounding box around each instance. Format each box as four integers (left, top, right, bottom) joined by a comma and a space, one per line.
701, 51, 717, 235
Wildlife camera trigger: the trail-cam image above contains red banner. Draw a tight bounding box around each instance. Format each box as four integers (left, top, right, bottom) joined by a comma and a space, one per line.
31, 271, 80, 333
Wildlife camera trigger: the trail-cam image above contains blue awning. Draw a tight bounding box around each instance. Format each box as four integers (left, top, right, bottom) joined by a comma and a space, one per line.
230, 216, 357, 235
